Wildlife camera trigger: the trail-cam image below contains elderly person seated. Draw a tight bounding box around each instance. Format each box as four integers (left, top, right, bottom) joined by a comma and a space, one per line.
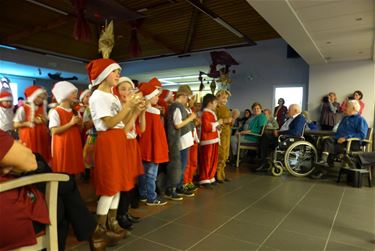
230, 102, 267, 162
263, 108, 279, 130
231, 108, 241, 135
312, 100, 368, 179
258, 104, 306, 171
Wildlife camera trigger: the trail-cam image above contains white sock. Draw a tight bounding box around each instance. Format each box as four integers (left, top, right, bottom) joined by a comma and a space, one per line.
96, 195, 114, 215
110, 192, 120, 209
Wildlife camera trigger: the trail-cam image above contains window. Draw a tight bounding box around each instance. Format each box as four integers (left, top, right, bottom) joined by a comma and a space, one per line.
10, 83, 18, 105
274, 86, 303, 109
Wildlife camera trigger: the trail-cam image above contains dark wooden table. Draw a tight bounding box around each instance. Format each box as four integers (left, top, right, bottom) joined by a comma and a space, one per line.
304, 130, 335, 137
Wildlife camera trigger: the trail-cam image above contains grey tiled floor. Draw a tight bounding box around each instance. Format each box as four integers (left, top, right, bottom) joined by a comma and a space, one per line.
72, 170, 375, 251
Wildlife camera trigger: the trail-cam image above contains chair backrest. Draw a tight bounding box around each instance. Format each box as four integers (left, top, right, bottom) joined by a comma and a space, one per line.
366, 127, 373, 141
260, 125, 266, 136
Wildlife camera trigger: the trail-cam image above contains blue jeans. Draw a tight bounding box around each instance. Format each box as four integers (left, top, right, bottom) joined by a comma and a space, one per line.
178, 148, 189, 189
138, 161, 158, 202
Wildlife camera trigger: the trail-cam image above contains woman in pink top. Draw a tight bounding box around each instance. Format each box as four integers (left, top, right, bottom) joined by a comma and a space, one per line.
341, 90, 365, 115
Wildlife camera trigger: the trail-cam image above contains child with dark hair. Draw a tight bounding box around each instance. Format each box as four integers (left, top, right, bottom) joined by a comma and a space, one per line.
199, 94, 223, 188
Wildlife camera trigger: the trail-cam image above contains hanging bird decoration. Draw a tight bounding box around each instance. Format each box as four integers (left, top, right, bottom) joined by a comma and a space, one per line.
218, 66, 231, 89
98, 20, 114, 58
207, 51, 239, 85
210, 80, 216, 94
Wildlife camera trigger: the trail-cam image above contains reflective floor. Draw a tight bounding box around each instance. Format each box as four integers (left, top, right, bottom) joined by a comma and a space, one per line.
68, 165, 375, 251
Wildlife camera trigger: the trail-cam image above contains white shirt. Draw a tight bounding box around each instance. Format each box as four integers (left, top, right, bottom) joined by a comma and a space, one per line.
173, 108, 194, 150
280, 113, 300, 132
13, 106, 26, 123
0, 107, 14, 131
89, 90, 124, 131
48, 106, 73, 128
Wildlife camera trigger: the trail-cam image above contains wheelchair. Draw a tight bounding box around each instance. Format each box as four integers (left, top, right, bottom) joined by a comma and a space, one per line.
269, 133, 318, 177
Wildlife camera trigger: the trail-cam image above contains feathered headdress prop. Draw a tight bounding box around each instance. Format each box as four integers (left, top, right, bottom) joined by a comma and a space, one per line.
98, 20, 114, 58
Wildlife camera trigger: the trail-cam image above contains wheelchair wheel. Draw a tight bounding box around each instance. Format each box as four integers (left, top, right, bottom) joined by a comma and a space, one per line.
271, 164, 283, 176
284, 141, 317, 177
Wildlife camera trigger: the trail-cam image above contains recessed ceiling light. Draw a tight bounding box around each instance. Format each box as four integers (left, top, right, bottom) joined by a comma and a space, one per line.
355, 17, 362, 21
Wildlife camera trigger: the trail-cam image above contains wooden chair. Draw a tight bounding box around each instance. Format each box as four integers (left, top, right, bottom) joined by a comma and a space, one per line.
0, 173, 69, 251
236, 126, 265, 168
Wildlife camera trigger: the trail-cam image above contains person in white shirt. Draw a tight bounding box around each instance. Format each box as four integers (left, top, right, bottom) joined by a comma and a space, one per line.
165, 85, 196, 200
0, 91, 14, 135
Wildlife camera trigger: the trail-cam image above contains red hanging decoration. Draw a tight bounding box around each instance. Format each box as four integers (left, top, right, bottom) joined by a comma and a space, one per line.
128, 19, 144, 58
71, 0, 91, 42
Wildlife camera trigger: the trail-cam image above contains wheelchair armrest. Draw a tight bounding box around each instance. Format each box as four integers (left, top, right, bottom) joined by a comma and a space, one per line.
278, 135, 304, 143
345, 137, 361, 142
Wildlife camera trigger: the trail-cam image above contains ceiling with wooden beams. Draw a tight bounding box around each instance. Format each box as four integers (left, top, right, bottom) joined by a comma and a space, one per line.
0, 0, 279, 62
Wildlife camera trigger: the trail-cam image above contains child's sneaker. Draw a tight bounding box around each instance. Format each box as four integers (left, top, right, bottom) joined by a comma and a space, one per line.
176, 187, 195, 198
146, 199, 168, 206
139, 197, 147, 203
185, 183, 198, 193
165, 191, 183, 201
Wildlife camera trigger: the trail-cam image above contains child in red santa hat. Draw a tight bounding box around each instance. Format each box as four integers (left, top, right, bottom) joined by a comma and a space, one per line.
199, 94, 223, 188
13, 85, 51, 162
113, 76, 146, 229
87, 58, 142, 250
0, 90, 15, 136
138, 78, 169, 206
49, 81, 85, 175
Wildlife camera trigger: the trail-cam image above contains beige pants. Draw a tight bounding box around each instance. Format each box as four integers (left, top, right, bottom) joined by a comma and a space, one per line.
216, 129, 231, 181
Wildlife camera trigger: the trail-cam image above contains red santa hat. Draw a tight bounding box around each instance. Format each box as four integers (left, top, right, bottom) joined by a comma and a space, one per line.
149, 77, 162, 89
52, 81, 78, 103
0, 91, 13, 102
139, 81, 161, 100
24, 85, 46, 103
79, 89, 91, 102
86, 58, 121, 88
159, 89, 173, 102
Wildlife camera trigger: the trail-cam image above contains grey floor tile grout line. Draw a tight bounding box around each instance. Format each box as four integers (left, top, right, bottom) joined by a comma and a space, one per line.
185, 180, 286, 251
112, 236, 141, 251
136, 235, 183, 251
255, 182, 317, 251
135, 177, 256, 238
323, 187, 346, 251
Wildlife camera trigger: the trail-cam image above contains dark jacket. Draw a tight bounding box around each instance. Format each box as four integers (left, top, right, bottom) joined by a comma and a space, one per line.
279, 114, 306, 137
166, 102, 194, 188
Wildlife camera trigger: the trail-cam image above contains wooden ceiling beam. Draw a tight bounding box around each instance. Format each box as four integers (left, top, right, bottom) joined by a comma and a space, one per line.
3, 16, 70, 43
133, 26, 182, 54
183, 0, 203, 53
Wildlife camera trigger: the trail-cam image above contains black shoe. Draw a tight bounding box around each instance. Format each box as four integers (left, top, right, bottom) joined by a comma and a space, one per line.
211, 181, 218, 186
164, 192, 183, 201
224, 178, 231, 182
126, 214, 140, 223
176, 188, 195, 197
216, 180, 224, 184
117, 215, 133, 230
